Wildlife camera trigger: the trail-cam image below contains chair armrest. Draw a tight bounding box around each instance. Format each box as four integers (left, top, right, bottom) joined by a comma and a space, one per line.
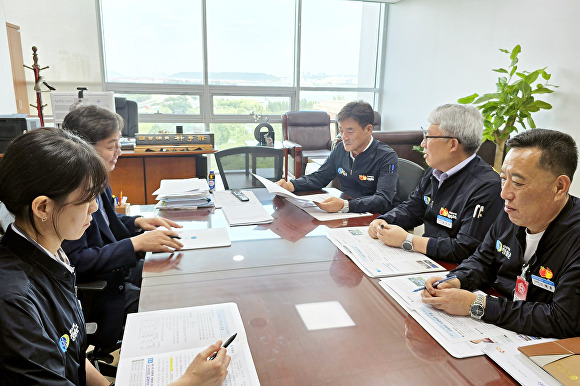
283, 140, 303, 178
77, 280, 108, 291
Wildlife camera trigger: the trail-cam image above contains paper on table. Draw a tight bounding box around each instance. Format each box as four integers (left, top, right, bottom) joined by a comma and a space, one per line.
116, 303, 260, 386
214, 190, 273, 226
153, 178, 203, 196
295, 301, 355, 330
482, 340, 559, 386
172, 228, 230, 250
251, 173, 326, 203
379, 275, 550, 358
327, 227, 445, 277
289, 199, 373, 221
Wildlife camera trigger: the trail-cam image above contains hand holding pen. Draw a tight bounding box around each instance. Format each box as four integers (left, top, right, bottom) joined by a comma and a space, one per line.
413, 275, 458, 292
209, 333, 237, 360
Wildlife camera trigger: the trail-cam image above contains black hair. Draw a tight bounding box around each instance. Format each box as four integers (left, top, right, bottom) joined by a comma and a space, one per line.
62, 103, 124, 144
0, 127, 108, 237
506, 128, 578, 181
336, 100, 374, 130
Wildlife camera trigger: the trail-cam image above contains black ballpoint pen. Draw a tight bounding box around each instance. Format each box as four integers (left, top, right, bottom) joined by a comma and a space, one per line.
169, 235, 182, 239
209, 333, 237, 360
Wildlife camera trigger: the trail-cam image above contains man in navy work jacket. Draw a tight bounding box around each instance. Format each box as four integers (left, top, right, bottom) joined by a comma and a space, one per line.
422, 129, 580, 338
276, 100, 398, 214
368, 104, 503, 263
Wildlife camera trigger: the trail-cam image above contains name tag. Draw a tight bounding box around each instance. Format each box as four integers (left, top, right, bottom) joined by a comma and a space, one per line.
531, 274, 555, 292
436, 215, 452, 228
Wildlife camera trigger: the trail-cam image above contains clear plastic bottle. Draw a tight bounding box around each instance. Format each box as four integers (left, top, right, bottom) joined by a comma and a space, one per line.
208, 170, 215, 192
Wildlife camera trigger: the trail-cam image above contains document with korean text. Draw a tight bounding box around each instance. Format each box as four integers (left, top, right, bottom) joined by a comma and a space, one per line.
116, 303, 260, 386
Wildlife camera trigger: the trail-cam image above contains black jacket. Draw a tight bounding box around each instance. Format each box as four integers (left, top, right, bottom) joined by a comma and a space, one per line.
291, 139, 398, 213
379, 156, 503, 263
0, 225, 87, 385
452, 195, 580, 338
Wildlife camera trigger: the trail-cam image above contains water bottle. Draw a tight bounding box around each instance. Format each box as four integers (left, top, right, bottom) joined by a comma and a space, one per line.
208, 170, 215, 192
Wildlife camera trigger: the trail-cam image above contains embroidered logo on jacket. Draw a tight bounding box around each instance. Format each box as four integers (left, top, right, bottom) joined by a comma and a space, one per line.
473, 204, 485, 218
423, 196, 431, 205
358, 175, 375, 181
539, 266, 553, 280
59, 334, 70, 352
496, 240, 512, 259
338, 167, 348, 176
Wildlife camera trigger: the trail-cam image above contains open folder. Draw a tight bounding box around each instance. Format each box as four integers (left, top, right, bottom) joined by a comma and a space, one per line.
518, 337, 580, 385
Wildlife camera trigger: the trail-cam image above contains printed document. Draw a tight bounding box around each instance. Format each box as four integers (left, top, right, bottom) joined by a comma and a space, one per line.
116, 303, 260, 386
172, 228, 231, 250
288, 198, 373, 221
213, 190, 273, 226
379, 274, 550, 358
251, 173, 326, 203
327, 227, 445, 277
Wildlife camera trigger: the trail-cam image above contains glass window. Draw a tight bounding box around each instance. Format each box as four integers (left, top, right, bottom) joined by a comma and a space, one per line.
213, 96, 290, 115
211, 123, 282, 151
206, 0, 295, 86
300, 0, 381, 88
101, 0, 203, 84
116, 94, 200, 115
138, 123, 206, 134
299, 91, 376, 119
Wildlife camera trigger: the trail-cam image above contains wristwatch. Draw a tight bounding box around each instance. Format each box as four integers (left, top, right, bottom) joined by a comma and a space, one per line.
402, 234, 414, 251
340, 200, 349, 213
469, 293, 485, 319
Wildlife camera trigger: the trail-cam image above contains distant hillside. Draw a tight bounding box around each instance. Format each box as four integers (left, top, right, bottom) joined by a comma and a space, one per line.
169, 72, 280, 82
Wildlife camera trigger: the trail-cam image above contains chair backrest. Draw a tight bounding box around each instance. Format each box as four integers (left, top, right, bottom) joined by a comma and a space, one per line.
0, 202, 14, 233
282, 111, 331, 151
372, 130, 425, 166
214, 146, 284, 190
396, 159, 425, 203
372, 110, 381, 131
115, 97, 139, 137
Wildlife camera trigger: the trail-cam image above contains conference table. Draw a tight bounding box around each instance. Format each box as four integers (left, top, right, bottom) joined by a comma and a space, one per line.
137, 189, 517, 386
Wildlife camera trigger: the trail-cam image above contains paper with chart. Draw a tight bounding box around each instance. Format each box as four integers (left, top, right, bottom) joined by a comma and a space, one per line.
327, 227, 445, 277
379, 274, 549, 358
116, 303, 260, 386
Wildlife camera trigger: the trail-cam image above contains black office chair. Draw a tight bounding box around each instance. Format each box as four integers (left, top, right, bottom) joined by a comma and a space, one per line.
214, 146, 284, 190
396, 159, 425, 203
115, 97, 139, 137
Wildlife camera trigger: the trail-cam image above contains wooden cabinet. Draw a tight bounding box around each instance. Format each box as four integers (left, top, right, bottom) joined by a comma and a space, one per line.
108, 151, 211, 205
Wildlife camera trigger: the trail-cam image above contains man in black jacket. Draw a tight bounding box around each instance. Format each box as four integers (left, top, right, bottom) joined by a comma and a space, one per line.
422, 129, 580, 338
276, 101, 398, 214
369, 104, 503, 263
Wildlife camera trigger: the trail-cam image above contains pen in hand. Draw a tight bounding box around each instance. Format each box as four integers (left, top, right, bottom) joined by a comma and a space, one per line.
412, 275, 458, 292
169, 235, 182, 239
208, 333, 237, 360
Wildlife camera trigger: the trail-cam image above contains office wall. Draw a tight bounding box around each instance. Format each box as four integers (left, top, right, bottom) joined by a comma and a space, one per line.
0, 0, 17, 113
381, 0, 580, 194
3, 0, 103, 115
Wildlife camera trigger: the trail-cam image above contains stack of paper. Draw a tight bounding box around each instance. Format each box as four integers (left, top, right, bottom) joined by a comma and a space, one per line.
116, 303, 260, 385
213, 190, 273, 226
153, 178, 214, 210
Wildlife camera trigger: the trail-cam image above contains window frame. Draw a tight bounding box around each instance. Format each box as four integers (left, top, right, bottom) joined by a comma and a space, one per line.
98, 0, 388, 131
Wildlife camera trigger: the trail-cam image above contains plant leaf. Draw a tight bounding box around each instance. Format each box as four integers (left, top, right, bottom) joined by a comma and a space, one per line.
531, 88, 554, 94
457, 93, 479, 104
499, 48, 510, 53
541, 70, 551, 80
510, 65, 518, 77
510, 44, 522, 60
532, 100, 552, 110
493, 68, 508, 74
526, 116, 536, 128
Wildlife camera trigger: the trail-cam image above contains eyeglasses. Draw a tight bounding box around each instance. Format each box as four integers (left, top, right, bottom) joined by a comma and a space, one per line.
422, 130, 461, 143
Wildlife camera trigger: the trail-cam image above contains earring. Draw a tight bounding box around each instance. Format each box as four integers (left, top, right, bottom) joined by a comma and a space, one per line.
41, 217, 47, 222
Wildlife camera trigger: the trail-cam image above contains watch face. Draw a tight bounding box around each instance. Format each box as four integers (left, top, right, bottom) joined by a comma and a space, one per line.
470, 304, 484, 318
402, 241, 413, 251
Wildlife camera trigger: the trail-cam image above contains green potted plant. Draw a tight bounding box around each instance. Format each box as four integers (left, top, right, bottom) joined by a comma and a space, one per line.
457, 44, 557, 170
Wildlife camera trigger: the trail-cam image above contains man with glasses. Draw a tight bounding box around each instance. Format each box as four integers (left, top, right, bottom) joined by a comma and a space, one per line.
368, 104, 503, 263
422, 129, 580, 338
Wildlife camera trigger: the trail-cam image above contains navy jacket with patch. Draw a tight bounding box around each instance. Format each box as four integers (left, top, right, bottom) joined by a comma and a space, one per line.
0, 225, 87, 385
452, 196, 580, 338
291, 139, 398, 213
379, 155, 503, 263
